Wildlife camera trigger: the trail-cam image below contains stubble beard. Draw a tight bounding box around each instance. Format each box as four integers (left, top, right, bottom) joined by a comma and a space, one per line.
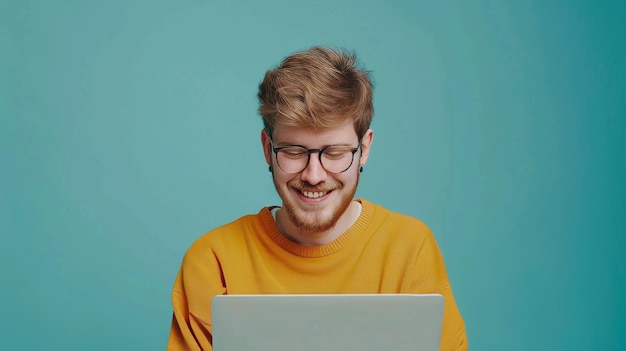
273, 171, 359, 234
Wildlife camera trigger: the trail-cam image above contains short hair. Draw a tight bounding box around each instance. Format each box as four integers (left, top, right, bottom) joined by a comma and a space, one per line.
258, 46, 374, 140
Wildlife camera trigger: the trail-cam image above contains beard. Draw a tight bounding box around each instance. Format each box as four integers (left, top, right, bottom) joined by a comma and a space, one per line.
272, 171, 359, 234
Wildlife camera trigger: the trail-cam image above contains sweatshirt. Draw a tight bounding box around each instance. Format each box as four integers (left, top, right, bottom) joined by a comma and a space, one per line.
168, 199, 467, 350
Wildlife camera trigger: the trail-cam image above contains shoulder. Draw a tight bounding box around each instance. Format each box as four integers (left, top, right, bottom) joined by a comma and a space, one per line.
183, 208, 271, 260
361, 199, 435, 242
363, 199, 432, 231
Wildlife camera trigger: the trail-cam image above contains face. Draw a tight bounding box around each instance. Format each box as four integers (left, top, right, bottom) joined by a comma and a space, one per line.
262, 123, 373, 234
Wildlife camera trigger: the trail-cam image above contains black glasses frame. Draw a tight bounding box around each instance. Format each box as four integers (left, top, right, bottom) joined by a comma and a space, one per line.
269, 139, 362, 174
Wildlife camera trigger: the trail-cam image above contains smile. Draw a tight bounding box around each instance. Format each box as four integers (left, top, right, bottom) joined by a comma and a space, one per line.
299, 190, 331, 199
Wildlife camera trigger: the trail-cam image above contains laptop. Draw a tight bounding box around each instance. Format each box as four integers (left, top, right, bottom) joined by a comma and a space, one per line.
211, 294, 444, 351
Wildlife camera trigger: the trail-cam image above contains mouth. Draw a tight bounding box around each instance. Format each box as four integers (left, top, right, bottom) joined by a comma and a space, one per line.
294, 188, 334, 200
301, 190, 330, 199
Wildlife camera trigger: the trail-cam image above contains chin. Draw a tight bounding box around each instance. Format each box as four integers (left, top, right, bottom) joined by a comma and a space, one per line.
286, 192, 354, 233
290, 208, 337, 233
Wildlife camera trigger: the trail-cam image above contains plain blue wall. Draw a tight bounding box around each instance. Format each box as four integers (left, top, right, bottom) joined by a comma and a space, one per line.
2, 1, 624, 350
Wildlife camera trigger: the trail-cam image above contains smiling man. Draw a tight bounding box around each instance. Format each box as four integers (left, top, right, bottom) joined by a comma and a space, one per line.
168, 46, 467, 351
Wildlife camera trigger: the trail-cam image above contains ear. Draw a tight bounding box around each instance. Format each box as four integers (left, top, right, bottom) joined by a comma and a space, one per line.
261, 129, 272, 165
358, 129, 374, 167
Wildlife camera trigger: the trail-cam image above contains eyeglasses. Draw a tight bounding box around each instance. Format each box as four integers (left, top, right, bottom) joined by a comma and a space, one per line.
269, 139, 362, 174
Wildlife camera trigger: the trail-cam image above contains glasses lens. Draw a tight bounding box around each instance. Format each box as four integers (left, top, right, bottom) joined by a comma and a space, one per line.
320, 146, 357, 173
276, 147, 309, 173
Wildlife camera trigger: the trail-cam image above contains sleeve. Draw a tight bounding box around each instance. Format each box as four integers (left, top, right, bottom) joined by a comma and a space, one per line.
412, 231, 468, 351
167, 245, 227, 351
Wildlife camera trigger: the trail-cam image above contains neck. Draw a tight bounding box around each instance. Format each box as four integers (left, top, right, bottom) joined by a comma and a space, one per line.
276, 200, 362, 246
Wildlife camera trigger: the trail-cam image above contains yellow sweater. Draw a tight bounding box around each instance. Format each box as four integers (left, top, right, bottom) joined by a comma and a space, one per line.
168, 199, 467, 350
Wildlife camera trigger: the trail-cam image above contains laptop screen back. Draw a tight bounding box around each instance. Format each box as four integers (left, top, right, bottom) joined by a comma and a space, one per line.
211, 294, 444, 351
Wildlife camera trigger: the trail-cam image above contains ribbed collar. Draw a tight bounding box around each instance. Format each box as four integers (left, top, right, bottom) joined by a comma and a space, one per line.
258, 199, 374, 258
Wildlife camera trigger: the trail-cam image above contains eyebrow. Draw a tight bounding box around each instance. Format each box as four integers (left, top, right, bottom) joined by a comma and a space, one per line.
273, 141, 357, 148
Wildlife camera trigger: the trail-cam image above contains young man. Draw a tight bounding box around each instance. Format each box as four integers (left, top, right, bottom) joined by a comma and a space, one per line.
168, 46, 467, 350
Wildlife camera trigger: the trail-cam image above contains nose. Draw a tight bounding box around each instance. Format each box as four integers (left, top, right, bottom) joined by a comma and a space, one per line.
300, 152, 327, 185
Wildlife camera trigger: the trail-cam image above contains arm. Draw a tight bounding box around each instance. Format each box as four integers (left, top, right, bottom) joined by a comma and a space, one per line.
412, 231, 468, 351
168, 247, 226, 351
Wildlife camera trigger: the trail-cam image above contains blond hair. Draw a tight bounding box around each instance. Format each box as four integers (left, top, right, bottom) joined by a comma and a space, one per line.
258, 46, 373, 139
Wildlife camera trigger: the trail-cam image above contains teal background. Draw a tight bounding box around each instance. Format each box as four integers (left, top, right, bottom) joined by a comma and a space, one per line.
2, 0, 624, 350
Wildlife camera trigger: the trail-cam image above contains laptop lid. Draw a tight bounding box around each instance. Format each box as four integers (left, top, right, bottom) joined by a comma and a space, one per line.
211, 294, 444, 351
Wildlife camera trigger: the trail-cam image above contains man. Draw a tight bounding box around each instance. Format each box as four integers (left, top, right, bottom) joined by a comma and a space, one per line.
168, 46, 467, 350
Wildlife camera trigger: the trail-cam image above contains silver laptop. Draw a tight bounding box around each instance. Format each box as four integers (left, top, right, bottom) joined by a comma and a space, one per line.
211, 294, 444, 351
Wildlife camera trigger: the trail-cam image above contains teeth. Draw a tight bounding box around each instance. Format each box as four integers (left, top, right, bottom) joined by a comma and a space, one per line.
303, 191, 326, 198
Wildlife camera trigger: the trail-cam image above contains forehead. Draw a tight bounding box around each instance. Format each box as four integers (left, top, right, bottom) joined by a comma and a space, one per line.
272, 123, 358, 146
